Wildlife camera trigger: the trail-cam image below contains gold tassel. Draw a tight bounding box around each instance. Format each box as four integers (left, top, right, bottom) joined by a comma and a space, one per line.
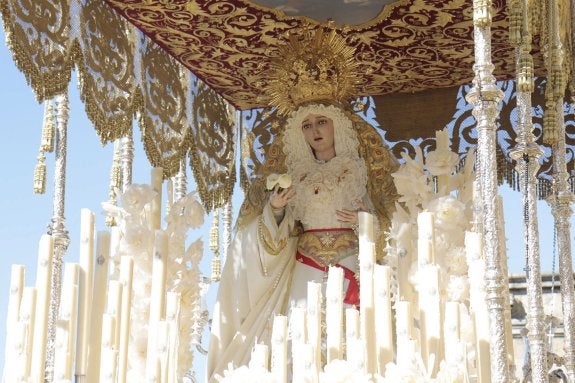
508, 0, 522, 46
543, 102, 559, 144
106, 140, 122, 227
210, 209, 221, 281
211, 255, 221, 282
517, 50, 534, 92
473, 0, 493, 27
33, 152, 47, 194
41, 100, 55, 153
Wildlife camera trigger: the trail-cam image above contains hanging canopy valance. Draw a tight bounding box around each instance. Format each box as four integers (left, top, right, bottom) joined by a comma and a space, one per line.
0, 0, 573, 208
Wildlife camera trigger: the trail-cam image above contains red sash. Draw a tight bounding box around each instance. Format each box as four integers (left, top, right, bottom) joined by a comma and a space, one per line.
295, 251, 360, 306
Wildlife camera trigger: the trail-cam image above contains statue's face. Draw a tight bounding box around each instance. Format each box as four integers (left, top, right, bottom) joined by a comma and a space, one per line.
301, 113, 335, 159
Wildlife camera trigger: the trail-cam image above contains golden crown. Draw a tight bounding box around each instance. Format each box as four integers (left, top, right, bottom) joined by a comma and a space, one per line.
264, 26, 360, 115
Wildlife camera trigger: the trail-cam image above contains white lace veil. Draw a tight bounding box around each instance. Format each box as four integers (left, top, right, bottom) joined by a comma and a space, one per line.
282, 103, 362, 172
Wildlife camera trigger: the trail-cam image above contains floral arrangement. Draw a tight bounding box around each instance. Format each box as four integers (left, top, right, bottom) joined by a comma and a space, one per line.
102, 183, 206, 381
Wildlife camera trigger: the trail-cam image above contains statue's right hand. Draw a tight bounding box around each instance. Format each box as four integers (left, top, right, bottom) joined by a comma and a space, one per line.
270, 184, 295, 209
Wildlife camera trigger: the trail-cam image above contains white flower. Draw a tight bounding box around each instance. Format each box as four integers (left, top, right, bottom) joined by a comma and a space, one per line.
166, 192, 205, 230
447, 275, 470, 302
266, 173, 292, 190
392, 150, 432, 204
122, 223, 153, 251
120, 184, 157, 215
425, 128, 459, 176
426, 196, 467, 234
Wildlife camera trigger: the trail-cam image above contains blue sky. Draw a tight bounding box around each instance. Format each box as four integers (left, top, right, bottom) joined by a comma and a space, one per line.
0, 20, 572, 378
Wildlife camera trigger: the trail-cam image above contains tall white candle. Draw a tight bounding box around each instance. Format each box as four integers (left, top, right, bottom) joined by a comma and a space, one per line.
358, 211, 375, 242
165, 292, 181, 383
444, 301, 461, 364
374, 264, 393, 374
395, 300, 413, 368
31, 234, 53, 383
76, 209, 95, 378
14, 321, 29, 381
100, 313, 116, 381
118, 256, 134, 383
326, 266, 344, 362
250, 343, 270, 370
419, 265, 441, 377
271, 315, 288, 383
17, 287, 37, 381
417, 211, 435, 265
100, 348, 119, 383
290, 307, 307, 345
358, 215, 376, 374
150, 167, 163, 230
157, 320, 169, 383
54, 319, 70, 381
345, 308, 360, 361
146, 230, 168, 380
87, 230, 111, 383
5, 264, 25, 382
465, 231, 491, 383
306, 281, 321, 375
106, 280, 123, 350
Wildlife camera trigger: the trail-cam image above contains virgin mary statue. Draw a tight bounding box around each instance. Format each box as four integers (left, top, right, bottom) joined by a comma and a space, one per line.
206, 27, 399, 381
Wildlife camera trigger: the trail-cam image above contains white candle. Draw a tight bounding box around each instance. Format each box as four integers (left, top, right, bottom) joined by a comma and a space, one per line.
326, 266, 344, 362
444, 301, 461, 364
17, 287, 37, 381
157, 321, 169, 383
5, 264, 25, 382
345, 308, 360, 362
271, 315, 288, 383
465, 231, 491, 383
419, 265, 441, 377
250, 343, 270, 370
306, 281, 321, 375
150, 167, 163, 230
100, 313, 117, 383
76, 209, 95, 378
290, 307, 307, 345
165, 292, 181, 383
417, 212, 435, 265
358, 211, 375, 242
374, 265, 393, 374
31, 234, 53, 383
106, 280, 123, 350
100, 348, 119, 383
14, 321, 29, 381
118, 256, 134, 383
292, 342, 317, 383
395, 300, 413, 368
54, 319, 70, 381
87, 230, 111, 382
359, 232, 376, 374
146, 230, 168, 380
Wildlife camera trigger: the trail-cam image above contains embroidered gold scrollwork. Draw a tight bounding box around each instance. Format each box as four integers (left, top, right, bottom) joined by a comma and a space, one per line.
257, 216, 287, 256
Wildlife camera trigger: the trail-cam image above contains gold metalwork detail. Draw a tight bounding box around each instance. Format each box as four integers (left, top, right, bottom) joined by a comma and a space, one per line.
77, 0, 139, 144
257, 216, 287, 256
264, 26, 360, 115
188, 78, 237, 212
473, 0, 493, 27
33, 152, 47, 194
41, 100, 55, 153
